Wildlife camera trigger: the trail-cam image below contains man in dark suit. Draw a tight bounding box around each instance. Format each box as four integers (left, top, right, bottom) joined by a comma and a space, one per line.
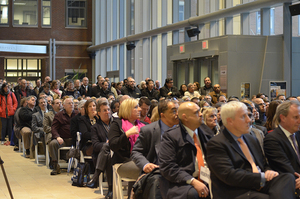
79, 77, 92, 97
132, 99, 179, 172
88, 100, 113, 199
31, 97, 48, 158
264, 100, 300, 195
206, 101, 295, 199
159, 102, 210, 199
159, 78, 180, 99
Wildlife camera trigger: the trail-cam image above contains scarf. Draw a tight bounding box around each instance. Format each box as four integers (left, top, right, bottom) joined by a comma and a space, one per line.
122, 119, 145, 152
52, 89, 61, 97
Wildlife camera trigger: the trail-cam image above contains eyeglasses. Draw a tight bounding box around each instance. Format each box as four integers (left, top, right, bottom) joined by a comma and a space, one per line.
258, 103, 266, 106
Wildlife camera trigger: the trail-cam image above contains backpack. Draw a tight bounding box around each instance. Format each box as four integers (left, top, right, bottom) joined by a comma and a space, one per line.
71, 162, 90, 187
131, 168, 162, 199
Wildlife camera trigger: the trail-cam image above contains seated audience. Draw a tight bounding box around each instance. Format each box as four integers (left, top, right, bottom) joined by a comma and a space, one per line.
108, 98, 145, 195
159, 102, 210, 199
141, 79, 159, 100
179, 84, 187, 97
70, 99, 86, 146
206, 101, 295, 199
121, 77, 141, 98
131, 99, 179, 199
200, 107, 220, 139
160, 78, 180, 99
139, 97, 151, 124
185, 83, 200, 99
264, 100, 282, 133
264, 100, 300, 197
43, 99, 62, 147
31, 97, 48, 157
78, 99, 97, 156
61, 81, 81, 99
19, 96, 36, 158
49, 97, 78, 175
209, 84, 226, 104
88, 100, 113, 199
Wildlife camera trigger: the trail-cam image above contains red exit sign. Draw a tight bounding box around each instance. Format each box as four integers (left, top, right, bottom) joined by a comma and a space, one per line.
202, 40, 208, 49
179, 45, 185, 53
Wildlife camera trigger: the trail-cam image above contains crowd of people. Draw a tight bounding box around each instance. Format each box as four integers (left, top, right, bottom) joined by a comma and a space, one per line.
0, 75, 300, 199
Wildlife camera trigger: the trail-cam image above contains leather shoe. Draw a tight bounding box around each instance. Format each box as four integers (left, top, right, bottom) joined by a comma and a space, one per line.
87, 179, 97, 188
105, 191, 112, 199
50, 163, 61, 175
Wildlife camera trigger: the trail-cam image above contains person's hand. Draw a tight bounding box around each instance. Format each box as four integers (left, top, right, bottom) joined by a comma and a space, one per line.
125, 126, 139, 137
295, 172, 300, 189
191, 179, 209, 198
57, 137, 64, 145
265, 170, 279, 181
168, 92, 172, 96
143, 163, 159, 173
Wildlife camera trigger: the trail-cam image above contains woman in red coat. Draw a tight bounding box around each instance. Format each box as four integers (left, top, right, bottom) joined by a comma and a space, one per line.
0, 83, 18, 144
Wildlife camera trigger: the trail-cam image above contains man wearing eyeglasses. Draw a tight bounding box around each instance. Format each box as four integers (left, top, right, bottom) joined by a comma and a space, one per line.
121, 76, 141, 98
159, 78, 181, 99
49, 97, 78, 175
253, 98, 267, 126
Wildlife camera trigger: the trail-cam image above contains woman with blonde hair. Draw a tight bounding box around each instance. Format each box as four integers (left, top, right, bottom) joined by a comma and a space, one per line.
200, 106, 220, 139
108, 98, 144, 195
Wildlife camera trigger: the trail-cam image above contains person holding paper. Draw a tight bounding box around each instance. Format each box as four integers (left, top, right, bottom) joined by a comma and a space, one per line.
159, 102, 211, 199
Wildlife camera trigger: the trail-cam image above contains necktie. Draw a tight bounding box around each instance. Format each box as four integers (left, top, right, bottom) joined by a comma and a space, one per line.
290, 134, 300, 162
237, 138, 259, 173
193, 133, 205, 180
86, 86, 88, 92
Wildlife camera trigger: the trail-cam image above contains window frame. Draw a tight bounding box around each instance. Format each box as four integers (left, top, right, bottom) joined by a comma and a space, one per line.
65, 0, 87, 28
12, 0, 38, 27
41, 0, 52, 27
0, 0, 9, 26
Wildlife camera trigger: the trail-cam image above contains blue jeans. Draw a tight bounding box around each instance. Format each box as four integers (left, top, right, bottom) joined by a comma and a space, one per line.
1, 117, 13, 141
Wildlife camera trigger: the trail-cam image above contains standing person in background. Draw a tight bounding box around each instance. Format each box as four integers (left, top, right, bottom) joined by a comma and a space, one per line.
0, 83, 18, 145
200, 77, 213, 96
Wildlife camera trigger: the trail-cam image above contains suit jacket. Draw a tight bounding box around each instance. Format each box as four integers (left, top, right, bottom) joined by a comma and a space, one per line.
79, 85, 92, 97
206, 128, 269, 199
264, 127, 300, 175
159, 85, 180, 99
32, 110, 44, 135
141, 88, 159, 101
159, 121, 209, 199
70, 113, 82, 147
78, 115, 97, 151
43, 110, 56, 144
131, 121, 161, 171
253, 124, 268, 136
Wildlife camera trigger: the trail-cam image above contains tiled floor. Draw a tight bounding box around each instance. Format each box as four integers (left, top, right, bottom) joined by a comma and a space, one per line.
0, 144, 105, 199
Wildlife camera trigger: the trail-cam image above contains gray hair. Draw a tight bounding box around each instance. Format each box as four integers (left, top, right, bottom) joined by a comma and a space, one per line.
273, 100, 300, 128
221, 101, 247, 127
78, 99, 87, 109
26, 95, 37, 101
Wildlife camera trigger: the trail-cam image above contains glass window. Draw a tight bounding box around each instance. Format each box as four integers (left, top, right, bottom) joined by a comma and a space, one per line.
270, 8, 275, 35
256, 11, 261, 35
27, 59, 38, 70
179, 1, 184, 21
0, 0, 9, 25
7, 59, 18, 70
13, 0, 38, 26
42, 0, 51, 26
7, 72, 18, 77
66, 0, 87, 27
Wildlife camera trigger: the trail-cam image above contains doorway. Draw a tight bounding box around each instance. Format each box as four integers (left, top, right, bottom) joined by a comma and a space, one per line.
174, 56, 219, 89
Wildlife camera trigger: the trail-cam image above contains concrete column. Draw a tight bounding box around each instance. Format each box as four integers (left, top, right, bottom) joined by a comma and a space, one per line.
283, 2, 292, 96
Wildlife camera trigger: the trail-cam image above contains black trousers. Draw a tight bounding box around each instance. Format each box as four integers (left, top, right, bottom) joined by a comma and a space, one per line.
94, 143, 113, 189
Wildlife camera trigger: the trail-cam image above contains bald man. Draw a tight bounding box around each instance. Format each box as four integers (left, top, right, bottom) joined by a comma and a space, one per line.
159, 102, 211, 199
